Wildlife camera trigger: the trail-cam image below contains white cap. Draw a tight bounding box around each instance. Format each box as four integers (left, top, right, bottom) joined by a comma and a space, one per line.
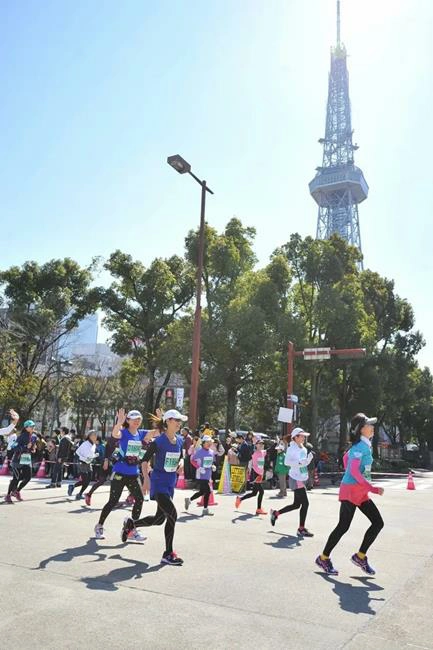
127, 410, 142, 419
291, 427, 310, 438
202, 435, 213, 442
163, 409, 188, 422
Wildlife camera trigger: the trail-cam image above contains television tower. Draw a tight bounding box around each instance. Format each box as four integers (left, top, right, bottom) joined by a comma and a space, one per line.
309, 0, 368, 265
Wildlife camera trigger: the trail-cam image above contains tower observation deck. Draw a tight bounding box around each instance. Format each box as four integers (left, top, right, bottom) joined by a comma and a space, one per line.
309, 0, 368, 265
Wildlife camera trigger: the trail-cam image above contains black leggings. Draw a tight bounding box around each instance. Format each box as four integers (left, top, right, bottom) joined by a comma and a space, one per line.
99, 473, 143, 525
8, 465, 32, 495
88, 467, 110, 496
73, 467, 92, 496
278, 487, 309, 527
134, 493, 177, 554
323, 499, 384, 557
190, 479, 211, 508
241, 482, 264, 509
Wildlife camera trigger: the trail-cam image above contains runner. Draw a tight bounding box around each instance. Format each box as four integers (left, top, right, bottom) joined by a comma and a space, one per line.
67, 430, 98, 500
84, 435, 119, 506
6, 416, 36, 503
94, 409, 154, 541
184, 434, 215, 516
121, 408, 187, 565
270, 427, 314, 536
315, 413, 384, 576
235, 438, 267, 515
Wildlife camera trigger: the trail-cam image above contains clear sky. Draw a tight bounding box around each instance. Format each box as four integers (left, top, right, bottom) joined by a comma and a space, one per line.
1, 0, 432, 368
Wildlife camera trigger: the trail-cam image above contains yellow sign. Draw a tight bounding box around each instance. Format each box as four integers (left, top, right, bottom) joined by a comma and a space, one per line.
230, 466, 246, 493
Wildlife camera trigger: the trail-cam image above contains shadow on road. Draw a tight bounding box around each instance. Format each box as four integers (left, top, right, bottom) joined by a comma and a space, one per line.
67, 507, 100, 514
231, 512, 256, 524
264, 531, 302, 549
177, 513, 202, 523
37, 538, 125, 569
81, 554, 166, 591
316, 573, 385, 615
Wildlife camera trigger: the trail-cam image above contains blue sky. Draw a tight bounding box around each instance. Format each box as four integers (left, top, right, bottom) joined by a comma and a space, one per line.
1, 0, 432, 368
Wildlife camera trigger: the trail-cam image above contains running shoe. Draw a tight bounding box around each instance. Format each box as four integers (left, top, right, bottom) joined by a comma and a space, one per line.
351, 553, 376, 575
55, 483, 62, 488
297, 527, 314, 537
94, 524, 105, 540
67, 484, 74, 497
202, 508, 214, 516
13, 491, 23, 502
270, 509, 279, 527
75, 494, 83, 501
315, 555, 339, 575
235, 496, 242, 509
127, 528, 145, 542
5, 494, 13, 504
84, 494, 91, 507
256, 508, 268, 515
161, 551, 184, 566
121, 517, 134, 543
184, 497, 191, 511
45, 484, 55, 489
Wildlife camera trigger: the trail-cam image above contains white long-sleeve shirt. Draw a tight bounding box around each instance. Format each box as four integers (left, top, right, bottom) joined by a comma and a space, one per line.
284, 441, 313, 482
76, 440, 97, 464
0, 423, 17, 440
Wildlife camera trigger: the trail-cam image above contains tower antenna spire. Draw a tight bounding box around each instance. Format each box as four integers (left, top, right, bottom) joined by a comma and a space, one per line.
337, 0, 341, 47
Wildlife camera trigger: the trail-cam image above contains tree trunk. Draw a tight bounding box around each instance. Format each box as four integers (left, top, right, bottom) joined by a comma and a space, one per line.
154, 371, 171, 412
226, 382, 237, 430
338, 367, 349, 454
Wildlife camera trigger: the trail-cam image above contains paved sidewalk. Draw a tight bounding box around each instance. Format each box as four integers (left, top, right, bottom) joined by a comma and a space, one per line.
0, 474, 432, 649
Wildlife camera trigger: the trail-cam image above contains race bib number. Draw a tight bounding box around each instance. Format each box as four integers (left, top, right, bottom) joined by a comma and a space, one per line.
126, 441, 142, 458
20, 453, 32, 466
257, 457, 265, 469
202, 456, 213, 469
364, 465, 372, 481
164, 451, 180, 472
300, 465, 308, 475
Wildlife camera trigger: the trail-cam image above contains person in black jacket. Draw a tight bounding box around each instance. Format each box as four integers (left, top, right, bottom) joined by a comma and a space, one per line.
46, 427, 72, 488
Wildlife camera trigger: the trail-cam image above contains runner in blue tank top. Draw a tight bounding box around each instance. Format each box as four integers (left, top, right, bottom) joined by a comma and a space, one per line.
94, 408, 156, 541
122, 408, 187, 566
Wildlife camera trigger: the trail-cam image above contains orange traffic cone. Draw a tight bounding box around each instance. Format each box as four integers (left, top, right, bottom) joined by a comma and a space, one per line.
176, 472, 186, 489
36, 459, 46, 478
313, 468, 320, 487
407, 471, 416, 490
198, 480, 218, 506
0, 458, 10, 476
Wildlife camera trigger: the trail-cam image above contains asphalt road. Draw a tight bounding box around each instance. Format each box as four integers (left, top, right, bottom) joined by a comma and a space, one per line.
0, 472, 432, 649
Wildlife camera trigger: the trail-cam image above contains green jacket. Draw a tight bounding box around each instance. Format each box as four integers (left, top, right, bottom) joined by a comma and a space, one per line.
275, 452, 289, 475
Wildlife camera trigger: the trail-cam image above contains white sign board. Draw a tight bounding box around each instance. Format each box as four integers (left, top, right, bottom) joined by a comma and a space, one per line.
175, 388, 184, 409
303, 347, 331, 361
278, 407, 294, 423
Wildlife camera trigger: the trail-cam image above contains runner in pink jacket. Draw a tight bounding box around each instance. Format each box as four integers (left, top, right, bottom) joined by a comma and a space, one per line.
235, 439, 267, 515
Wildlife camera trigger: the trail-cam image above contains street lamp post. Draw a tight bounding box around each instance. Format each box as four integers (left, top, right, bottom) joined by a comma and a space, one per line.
167, 155, 214, 430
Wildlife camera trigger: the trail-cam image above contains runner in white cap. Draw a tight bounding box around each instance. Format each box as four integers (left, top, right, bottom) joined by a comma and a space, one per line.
121, 408, 187, 565
185, 434, 215, 516
94, 408, 156, 540
270, 427, 314, 537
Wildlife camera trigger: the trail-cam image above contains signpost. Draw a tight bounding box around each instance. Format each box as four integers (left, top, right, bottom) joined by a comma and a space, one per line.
286, 341, 366, 434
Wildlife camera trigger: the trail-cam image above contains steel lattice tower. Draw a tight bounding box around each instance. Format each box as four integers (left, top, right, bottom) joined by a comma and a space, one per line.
309, 0, 368, 266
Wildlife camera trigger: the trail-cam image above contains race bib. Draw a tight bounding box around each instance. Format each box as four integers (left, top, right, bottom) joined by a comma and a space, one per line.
364, 464, 372, 481
126, 440, 142, 458
20, 453, 32, 466
300, 465, 308, 475
202, 456, 213, 469
164, 451, 180, 472
257, 457, 265, 469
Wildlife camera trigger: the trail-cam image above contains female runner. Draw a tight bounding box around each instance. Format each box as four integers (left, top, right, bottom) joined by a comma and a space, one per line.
235, 438, 267, 515
315, 413, 384, 576
121, 409, 187, 565
94, 409, 154, 540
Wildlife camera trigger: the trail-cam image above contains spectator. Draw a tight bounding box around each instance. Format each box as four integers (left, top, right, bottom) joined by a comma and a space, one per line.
181, 427, 193, 479
274, 443, 289, 497
46, 427, 72, 488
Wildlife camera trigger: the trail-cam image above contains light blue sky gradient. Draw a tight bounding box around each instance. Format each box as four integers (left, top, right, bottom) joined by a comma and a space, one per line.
1, 0, 432, 367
